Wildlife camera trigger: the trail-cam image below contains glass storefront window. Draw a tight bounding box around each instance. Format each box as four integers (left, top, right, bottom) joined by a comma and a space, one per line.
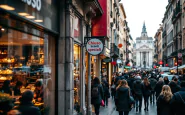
0, 25, 55, 115
74, 44, 81, 113
72, 16, 81, 41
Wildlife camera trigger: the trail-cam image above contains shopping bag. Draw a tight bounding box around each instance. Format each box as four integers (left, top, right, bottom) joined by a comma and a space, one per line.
101, 100, 105, 106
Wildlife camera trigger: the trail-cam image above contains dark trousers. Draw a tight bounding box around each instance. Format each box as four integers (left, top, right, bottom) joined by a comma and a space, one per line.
150, 91, 155, 103
94, 104, 100, 115
104, 96, 108, 106
119, 111, 129, 115
135, 96, 142, 111
144, 95, 149, 109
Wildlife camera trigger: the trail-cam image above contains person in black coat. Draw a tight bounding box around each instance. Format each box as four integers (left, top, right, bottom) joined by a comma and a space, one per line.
170, 81, 185, 115
155, 78, 164, 100
102, 78, 110, 106
169, 79, 180, 94
15, 90, 41, 115
133, 76, 143, 112
164, 76, 169, 85
157, 85, 173, 115
13, 81, 23, 96
149, 75, 157, 103
142, 77, 152, 111
1, 80, 12, 95
127, 75, 135, 96
115, 80, 130, 115
91, 77, 104, 115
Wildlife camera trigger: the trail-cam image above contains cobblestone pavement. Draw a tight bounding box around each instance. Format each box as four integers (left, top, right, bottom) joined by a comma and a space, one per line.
98, 97, 157, 115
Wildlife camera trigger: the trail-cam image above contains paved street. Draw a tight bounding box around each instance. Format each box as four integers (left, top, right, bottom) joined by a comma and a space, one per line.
98, 98, 157, 115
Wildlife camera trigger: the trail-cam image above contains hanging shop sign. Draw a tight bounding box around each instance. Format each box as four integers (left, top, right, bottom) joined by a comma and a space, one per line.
86, 38, 104, 55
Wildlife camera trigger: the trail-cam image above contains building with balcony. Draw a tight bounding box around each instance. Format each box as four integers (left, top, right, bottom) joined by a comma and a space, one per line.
162, 1, 174, 67
154, 25, 163, 64
135, 22, 154, 69
171, 0, 183, 66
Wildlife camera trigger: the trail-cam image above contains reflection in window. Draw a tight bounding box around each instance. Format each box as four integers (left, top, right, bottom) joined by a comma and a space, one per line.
74, 44, 81, 113
0, 26, 55, 115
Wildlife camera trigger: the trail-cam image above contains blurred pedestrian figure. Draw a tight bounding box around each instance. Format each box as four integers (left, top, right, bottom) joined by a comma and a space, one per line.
13, 81, 23, 96
170, 81, 185, 115
115, 80, 130, 115
15, 90, 41, 115
169, 78, 180, 94
111, 82, 116, 100
142, 77, 152, 111
102, 77, 110, 107
1, 80, 12, 95
127, 75, 135, 94
155, 78, 164, 100
157, 85, 173, 115
91, 77, 104, 115
163, 76, 169, 85
149, 75, 157, 103
133, 76, 143, 113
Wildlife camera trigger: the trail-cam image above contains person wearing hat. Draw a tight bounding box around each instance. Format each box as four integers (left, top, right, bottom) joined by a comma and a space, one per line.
15, 90, 41, 115
34, 81, 44, 102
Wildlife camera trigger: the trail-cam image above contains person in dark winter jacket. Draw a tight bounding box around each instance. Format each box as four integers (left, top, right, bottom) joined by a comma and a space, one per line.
170, 81, 185, 115
127, 75, 135, 96
149, 75, 157, 103
164, 76, 169, 85
102, 78, 110, 106
13, 81, 23, 96
142, 77, 152, 111
115, 80, 130, 115
133, 76, 143, 112
157, 85, 173, 115
155, 78, 164, 100
1, 80, 12, 95
169, 80, 180, 94
91, 77, 104, 115
115, 73, 124, 87
15, 90, 41, 115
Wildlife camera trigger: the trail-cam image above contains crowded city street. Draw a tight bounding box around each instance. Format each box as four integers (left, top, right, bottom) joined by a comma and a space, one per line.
1, 0, 185, 115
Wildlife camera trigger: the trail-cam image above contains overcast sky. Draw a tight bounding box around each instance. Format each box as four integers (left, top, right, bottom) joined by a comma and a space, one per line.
121, 0, 168, 41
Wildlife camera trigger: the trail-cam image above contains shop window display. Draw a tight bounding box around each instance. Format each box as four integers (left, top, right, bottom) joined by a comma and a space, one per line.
74, 44, 81, 113
0, 25, 55, 115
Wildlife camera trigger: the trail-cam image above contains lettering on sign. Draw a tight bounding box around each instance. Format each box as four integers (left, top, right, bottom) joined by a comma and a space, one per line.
22, 0, 41, 11
86, 39, 104, 55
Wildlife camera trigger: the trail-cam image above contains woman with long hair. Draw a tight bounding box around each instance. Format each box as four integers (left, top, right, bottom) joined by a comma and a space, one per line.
142, 77, 152, 111
157, 85, 173, 115
115, 80, 130, 115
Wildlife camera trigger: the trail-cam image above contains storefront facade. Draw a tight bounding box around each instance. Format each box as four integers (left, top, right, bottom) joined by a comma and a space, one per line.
0, 0, 58, 114
0, 0, 103, 115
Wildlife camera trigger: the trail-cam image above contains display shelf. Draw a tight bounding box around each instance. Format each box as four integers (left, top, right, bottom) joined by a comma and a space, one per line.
0, 62, 15, 64
0, 74, 13, 75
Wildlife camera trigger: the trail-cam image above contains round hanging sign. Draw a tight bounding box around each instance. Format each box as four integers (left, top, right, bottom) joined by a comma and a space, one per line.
86, 38, 104, 55
118, 43, 123, 48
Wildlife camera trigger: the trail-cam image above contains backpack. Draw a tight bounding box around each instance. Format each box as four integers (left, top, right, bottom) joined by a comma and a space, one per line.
92, 86, 99, 98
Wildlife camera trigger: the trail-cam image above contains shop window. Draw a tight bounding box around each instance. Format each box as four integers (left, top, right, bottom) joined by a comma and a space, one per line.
72, 16, 82, 41
0, 25, 55, 115
74, 44, 81, 113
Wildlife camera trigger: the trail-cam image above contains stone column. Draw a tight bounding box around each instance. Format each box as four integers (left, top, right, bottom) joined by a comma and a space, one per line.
58, 1, 74, 115
80, 21, 87, 115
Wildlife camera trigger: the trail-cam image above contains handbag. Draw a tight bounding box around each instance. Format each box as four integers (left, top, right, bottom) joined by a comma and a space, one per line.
101, 100, 105, 106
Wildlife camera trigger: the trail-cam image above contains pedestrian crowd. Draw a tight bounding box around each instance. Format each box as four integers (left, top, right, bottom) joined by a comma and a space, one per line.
91, 71, 185, 115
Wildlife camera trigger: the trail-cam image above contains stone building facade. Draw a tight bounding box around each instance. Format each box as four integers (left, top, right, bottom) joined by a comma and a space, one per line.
135, 23, 154, 69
